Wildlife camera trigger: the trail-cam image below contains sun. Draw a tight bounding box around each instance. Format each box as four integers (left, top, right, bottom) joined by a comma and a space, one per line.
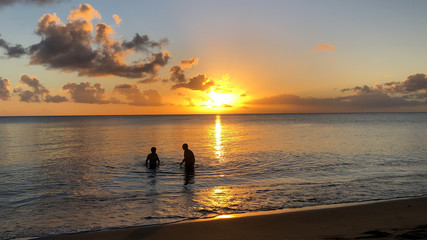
207, 91, 235, 108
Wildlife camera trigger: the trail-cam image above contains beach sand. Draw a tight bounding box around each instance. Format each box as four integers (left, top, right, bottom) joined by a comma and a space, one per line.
37, 197, 427, 240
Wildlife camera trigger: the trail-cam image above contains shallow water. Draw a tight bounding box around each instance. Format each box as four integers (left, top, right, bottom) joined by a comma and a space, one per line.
1, 113, 427, 239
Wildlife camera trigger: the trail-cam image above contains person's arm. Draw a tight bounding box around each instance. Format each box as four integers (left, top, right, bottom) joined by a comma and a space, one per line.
145, 155, 149, 167
156, 155, 160, 166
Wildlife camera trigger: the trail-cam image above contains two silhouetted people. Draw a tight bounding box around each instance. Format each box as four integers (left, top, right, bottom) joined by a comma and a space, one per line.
146, 147, 160, 169
146, 144, 195, 171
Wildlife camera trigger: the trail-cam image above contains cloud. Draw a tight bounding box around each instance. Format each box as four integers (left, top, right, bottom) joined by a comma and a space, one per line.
169, 65, 186, 84
138, 76, 158, 84
27, 4, 170, 79
0, 36, 27, 58
122, 33, 168, 52
0, 0, 68, 9
167, 59, 215, 91
180, 57, 199, 68
63, 82, 109, 104
249, 73, 427, 111
113, 83, 163, 106
0, 77, 10, 100
342, 73, 427, 98
314, 44, 336, 51
67, 3, 101, 22
113, 14, 122, 24
14, 74, 67, 103
385, 73, 427, 93
171, 74, 215, 91
249, 92, 422, 110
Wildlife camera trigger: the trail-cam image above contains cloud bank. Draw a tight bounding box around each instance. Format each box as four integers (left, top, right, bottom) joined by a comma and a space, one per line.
249, 73, 427, 111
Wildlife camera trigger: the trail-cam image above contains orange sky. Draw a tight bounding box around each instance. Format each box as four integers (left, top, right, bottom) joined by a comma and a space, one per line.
1, 1, 427, 115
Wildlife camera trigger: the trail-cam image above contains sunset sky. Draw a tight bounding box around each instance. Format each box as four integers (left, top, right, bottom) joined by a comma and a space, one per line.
1, 0, 427, 115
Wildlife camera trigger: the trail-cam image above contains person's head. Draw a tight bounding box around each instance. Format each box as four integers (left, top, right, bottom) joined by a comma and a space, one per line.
151, 147, 156, 153
182, 143, 188, 150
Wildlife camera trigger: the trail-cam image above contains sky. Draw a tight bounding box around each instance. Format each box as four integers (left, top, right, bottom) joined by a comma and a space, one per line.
0, 0, 427, 116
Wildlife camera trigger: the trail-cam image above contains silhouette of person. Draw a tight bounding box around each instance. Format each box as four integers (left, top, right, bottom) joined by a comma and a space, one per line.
146, 147, 160, 169
180, 143, 195, 172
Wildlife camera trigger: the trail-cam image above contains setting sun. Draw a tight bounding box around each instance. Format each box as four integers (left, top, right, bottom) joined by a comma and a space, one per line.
207, 91, 236, 108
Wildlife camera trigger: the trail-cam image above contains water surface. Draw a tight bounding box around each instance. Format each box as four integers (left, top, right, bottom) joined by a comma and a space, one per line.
1, 113, 426, 239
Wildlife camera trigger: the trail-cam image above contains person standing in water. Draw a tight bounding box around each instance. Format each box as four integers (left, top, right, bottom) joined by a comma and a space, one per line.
180, 143, 195, 171
146, 147, 160, 169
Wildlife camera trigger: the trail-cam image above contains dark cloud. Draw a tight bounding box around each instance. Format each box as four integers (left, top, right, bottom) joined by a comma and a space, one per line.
249, 92, 423, 110
386, 73, 427, 93
0, 0, 68, 9
171, 74, 214, 91
0, 77, 10, 100
341, 85, 378, 94
169, 65, 186, 84
0, 36, 27, 58
342, 73, 427, 101
113, 83, 163, 106
167, 60, 214, 91
14, 74, 67, 103
27, 4, 170, 79
63, 82, 109, 104
122, 33, 168, 52
250, 73, 427, 111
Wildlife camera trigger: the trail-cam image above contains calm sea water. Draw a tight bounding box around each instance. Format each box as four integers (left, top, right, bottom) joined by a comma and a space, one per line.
1, 113, 427, 239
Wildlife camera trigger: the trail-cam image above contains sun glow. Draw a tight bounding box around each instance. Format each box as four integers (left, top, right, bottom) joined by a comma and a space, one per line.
207, 91, 236, 108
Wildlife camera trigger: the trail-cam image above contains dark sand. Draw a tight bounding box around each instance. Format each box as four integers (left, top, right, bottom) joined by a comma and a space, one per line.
37, 197, 427, 240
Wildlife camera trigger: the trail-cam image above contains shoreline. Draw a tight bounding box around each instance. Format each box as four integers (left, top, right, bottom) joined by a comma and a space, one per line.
36, 196, 427, 240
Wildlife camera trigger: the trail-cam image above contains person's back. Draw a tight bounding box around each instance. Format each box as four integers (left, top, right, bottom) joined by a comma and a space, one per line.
180, 143, 195, 169
183, 148, 195, 166
146, 147, 160, 169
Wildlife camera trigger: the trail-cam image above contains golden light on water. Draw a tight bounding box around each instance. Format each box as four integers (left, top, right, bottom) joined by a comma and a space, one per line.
207, 187, 242, 212
214, 115, 223, 162
214, 214, 234, 219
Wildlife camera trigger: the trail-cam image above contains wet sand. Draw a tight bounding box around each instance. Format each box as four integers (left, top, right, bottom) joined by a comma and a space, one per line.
37, 197, 427, 240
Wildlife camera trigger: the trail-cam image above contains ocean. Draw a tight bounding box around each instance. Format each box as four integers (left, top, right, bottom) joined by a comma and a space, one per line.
1, 113, 426, 239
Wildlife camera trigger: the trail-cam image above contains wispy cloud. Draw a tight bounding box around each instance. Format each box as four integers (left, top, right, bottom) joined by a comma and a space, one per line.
0, 0, 69, 10
314, 44, 336, 51
180, 57, 199, 68
0, 36, 27, 58
113, 14, 122, 24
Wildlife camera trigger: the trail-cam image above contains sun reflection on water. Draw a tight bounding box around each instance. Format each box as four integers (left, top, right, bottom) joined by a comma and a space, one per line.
205, 187, 243, 213
214, 115, 224, 163
214, 214, 234, 219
